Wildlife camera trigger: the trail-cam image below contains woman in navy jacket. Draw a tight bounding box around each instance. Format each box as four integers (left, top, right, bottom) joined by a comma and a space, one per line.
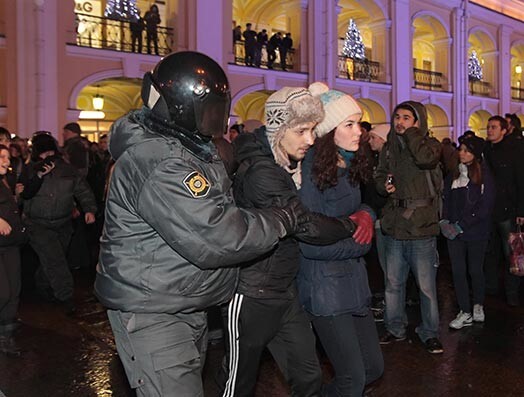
441, 136, 495, 329
297, 83, 383, 396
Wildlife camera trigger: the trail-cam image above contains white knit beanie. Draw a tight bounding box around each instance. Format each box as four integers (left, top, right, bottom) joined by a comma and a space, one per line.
265, 86, 324, 167
370, 124, 390, 141
308, 82, 362, 137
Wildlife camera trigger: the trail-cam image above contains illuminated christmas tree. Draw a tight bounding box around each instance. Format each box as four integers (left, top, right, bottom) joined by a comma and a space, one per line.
468, 51, 483, 81
342, 19, 366, 60
104, 0, 140, 21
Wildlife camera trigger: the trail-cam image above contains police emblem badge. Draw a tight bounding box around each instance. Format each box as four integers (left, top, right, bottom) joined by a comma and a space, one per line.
183, 171, 211, 198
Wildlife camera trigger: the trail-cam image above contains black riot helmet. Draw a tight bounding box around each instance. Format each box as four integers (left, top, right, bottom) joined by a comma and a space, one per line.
141, 51, 231, 138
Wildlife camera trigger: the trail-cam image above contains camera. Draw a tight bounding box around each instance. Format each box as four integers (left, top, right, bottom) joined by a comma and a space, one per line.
386, 175, 395, 185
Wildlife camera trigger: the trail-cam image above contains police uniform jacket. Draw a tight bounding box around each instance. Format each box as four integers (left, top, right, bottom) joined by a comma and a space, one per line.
94, 112, 283, 314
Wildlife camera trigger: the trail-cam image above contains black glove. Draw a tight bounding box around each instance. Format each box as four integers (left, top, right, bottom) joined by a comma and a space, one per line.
295, 213, 356, 245
272, 197, 310, 238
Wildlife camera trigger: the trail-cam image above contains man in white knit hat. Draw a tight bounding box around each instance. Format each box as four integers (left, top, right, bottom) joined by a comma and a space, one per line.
222, 86, 360, 397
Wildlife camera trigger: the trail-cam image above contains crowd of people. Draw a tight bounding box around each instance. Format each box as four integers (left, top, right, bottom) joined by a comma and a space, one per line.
1, 50, 523, 397
234, 23, 293, 70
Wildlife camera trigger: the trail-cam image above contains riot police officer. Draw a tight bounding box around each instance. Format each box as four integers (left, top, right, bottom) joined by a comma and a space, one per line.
95, 51, 308, 397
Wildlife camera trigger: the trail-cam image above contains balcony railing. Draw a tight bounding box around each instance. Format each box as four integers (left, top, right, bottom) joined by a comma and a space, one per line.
469, 80, 492, 97
233, 40, 295, 71
338, 56, 380, 82
413, 68, 443, 91
511, 86, 524, 101
74, 13, 173, 55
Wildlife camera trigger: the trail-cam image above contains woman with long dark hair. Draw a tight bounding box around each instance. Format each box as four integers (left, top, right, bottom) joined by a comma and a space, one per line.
441, 136, 495, 329
297, 83, 383, 396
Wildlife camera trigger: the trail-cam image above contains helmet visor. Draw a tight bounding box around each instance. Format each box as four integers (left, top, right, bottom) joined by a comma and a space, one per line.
194, 91, 231, 138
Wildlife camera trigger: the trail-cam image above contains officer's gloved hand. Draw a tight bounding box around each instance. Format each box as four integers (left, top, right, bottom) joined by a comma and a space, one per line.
349, 210, 374, 245
272, 197, 310, 238
295, 213, 356, 245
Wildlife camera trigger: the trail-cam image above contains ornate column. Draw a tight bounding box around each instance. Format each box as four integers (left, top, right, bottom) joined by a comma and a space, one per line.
369, 19, 392, 84
391, 0, 411, 106
498, 25, 512, 114
299, 0, 309, 72
433, 38, 452, 91
452, 2, 468, 140
195, 0, 231, 65
326, 0, 341, 87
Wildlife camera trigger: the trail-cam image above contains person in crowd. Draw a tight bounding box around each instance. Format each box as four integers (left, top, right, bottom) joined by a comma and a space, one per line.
505, 113, 522, 140
0, 128, 17, 192
144, 4, 161, 55
281, 33, 293, 71
440, 137, 458, 178
441, 136, 495, 329
483, 115, 524, 306
94, 51, 312, 397
267, 32, 282, 69
228, 123, 243, 142
0, 145, 24, 357
458, 130, 476, 145
297, 83, 383, 396
233, 25, 242, 44
375, 101, 444, 354
8, 143, 24, 181
62, 122, 89, 177
212, 133, 237, 178
129, 11, 145, 53
62, 123, 91, 270
222, 86, 362, 397
20, 132, 96, 315
255, 29, 268, 67
12, 136, 29, 163
362, 124, 390, 320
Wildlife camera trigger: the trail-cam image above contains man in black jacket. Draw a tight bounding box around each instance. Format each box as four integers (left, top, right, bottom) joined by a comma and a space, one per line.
484, 115, 524, 306
21, 132, 96, 314
94, 52, 311, 397
222, 86, 361, 397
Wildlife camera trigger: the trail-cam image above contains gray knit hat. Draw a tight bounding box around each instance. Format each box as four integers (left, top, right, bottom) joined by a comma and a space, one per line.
264, 87, 324, 167
309, 82, 362, 137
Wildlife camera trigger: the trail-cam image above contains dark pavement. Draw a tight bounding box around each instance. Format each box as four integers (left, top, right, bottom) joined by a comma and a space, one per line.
1, 241, 524, 397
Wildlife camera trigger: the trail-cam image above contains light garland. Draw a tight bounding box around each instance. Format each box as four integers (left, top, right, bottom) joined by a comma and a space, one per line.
468, 50, 483, 81
104, 0, 140, 21
342, 19, 366, 60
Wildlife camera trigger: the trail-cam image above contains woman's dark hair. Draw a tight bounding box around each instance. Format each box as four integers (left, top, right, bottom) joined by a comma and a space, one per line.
452, 147, 482, 186
311, 130, 372, 191
0, 144, 9, 152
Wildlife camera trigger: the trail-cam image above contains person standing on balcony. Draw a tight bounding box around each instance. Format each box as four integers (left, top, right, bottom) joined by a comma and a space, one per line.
233, 25, 242, 44
281, 33, 293, 71
255, 29, 268, 67
242, 23, 257, 67
267, 32, 282, 70
144, 4, 161, 56
130, 11, 145, 53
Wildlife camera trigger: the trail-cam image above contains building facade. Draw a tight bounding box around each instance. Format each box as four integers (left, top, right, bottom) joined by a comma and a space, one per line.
0, 0, 523, 142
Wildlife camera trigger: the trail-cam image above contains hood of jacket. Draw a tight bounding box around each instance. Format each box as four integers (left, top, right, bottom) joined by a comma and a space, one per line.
108, 112, 151, 161
386, 101, 430, 155
233, 126, 274, 163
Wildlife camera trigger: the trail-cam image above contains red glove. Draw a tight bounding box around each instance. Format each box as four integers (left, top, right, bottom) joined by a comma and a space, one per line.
349, 210, 374, 245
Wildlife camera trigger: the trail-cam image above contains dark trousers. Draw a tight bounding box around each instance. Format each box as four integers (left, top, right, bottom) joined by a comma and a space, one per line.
448, 239, 488, 313
313, 311, 383, 397
267, 49, 277, 68
280, 49, 288, 70
108, 310, 207, 397
67, 215, 90, 270
131, 31, 143, 53
0, 247, 21, 328
484, 219, 521, 301
28, 221, 73, 302
223, 293, 322, 397
244, 45, 255, 66
147, 31, 159, 55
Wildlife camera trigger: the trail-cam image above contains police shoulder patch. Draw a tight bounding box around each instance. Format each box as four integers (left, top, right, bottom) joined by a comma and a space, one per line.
183, 171, 211, 198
